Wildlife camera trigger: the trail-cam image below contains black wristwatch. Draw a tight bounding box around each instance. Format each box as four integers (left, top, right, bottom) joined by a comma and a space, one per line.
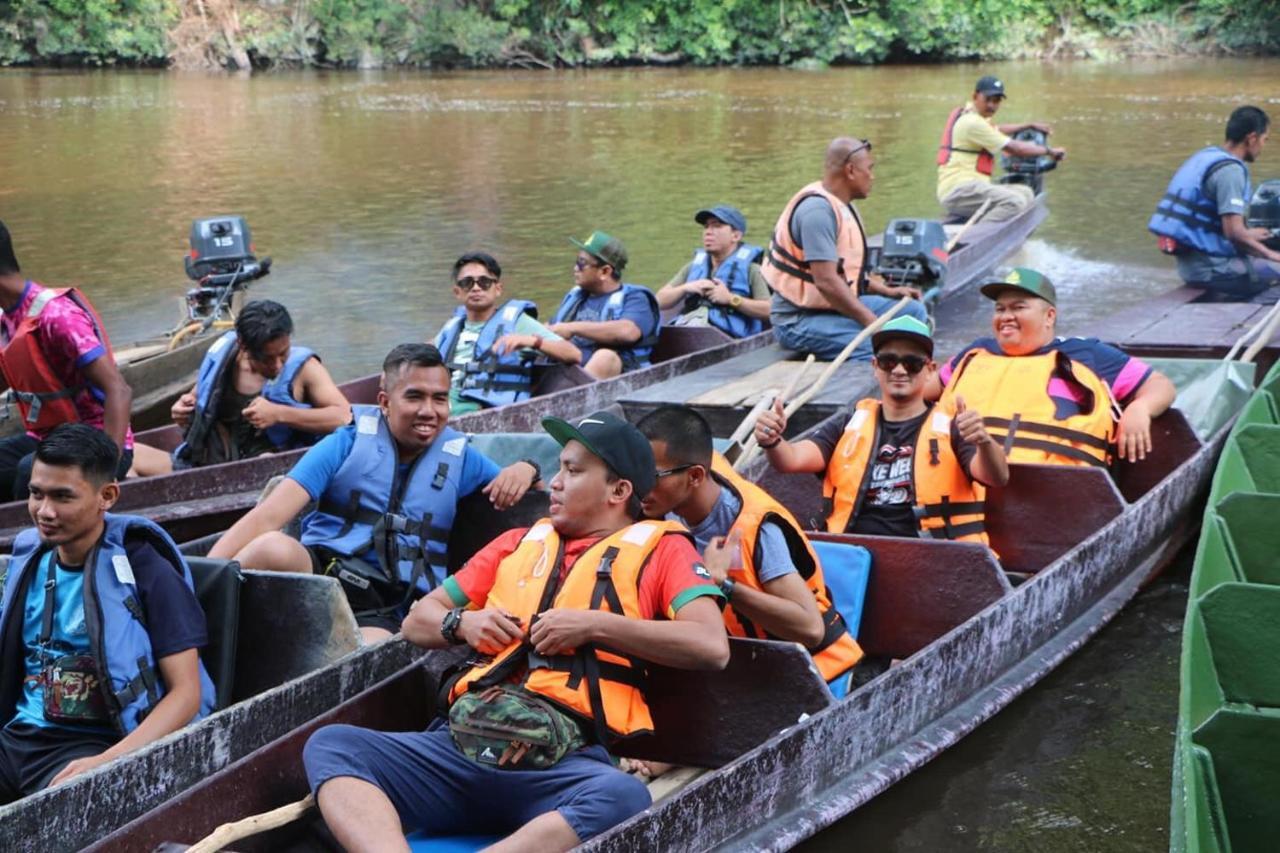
440, 607, 466, 644
521, 458, 542, 487
719, 578, 737, 602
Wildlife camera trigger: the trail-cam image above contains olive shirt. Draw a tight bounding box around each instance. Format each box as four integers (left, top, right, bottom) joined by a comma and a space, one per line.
937, 104, 1012, 202
664, 260, 771, 326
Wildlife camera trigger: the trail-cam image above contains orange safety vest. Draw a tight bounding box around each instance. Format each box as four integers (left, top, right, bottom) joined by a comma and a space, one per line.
939, 348, 1117, 468
709, 455, 863, 680
448, 518, 693, 742
763, 182, 868, 309
823, 399, 989, 546
937, 104, 995, 176
0, 287, 114, 434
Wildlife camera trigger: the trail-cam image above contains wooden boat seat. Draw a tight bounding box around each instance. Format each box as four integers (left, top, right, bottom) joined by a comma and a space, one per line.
1188, 707, 1280, 853
1110, 407, 1203, 503
651, 324, 734, 364
1212, 492, 1280, 586
1212, 424, 1280, 495
186, 557, 243, 710
530, 362, 594, 396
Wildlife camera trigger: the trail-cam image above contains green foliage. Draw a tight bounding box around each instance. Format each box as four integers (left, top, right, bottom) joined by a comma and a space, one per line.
0, 0, 175, 65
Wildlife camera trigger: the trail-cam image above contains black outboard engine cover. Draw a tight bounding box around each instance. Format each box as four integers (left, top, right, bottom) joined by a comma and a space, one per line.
999, 128, 1056, 194
1247, 179, 1280, 250
181, 215, 272, 326
873, 218, 949, 287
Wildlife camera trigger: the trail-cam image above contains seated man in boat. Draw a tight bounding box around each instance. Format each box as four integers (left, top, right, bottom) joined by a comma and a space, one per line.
655, 205, 771, 337
432, 251, 582, 414
133, 299, 351, 477
0, 219, 134, 503
1149, 105, 1280, 301
548, 231, 661, 379
638, 404, 863, 696
756, 316, 1008, 546
936, 75, 1064, 223
929, 268, 1177, 466
207, 343, 540, 643
765, 137, 929, 362
0, 424, 215, 804
302, 411, 728, 851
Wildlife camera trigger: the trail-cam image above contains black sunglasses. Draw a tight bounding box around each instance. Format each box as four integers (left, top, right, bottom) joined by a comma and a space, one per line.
655, 463, 696, 479
574, 256, 604, 271
456, 275, 498, 291
844, 138, 873, 164
873, 353, 928, 375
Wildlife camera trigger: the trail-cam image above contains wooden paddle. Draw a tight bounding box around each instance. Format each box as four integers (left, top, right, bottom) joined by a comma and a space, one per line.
183, 794, 314, 853
1242, 299, 1280, 363
944, 199, 994, 253
1224, 298, 1280, 361
722, 354, 815, 464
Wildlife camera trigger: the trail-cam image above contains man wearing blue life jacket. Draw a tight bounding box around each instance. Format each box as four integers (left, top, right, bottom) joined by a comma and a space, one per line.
432, 252, 582, 414
655, 205, 771, 338
1150, 105, 1280, 301
0, 424, 214, 803
208, 343, 540, 643
549, 232, 660, 380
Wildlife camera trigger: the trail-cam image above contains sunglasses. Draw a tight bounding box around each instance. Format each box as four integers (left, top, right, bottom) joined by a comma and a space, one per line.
844, 138, 873, 164
873, 353, 928, 375
574, 257, 603, 271
655, 463, 696, 479
456, 275, 498, 291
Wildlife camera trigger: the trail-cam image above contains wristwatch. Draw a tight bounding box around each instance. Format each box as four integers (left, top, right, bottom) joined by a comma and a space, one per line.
520, 458, 542, 487
729, 294, 743, 309
719, 578, 736, 602
440, 607, 466, 644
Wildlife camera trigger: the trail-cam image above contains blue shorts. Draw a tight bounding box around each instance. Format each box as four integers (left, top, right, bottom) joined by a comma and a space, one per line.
773, 295, 930, 361
304, 719, 651, 843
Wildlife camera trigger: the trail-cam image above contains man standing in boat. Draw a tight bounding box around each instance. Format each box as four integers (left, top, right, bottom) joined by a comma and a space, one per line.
764, 137, 930, 362
930, 268, 1177, 466
638, 405, 863, 696
936, 75, 1065, 222
432, 252, 582, 414
0, 220, 135, 503
207, 343, 540, 642
0, 425, 214, 803
756, 316, 1008, 546
302, 411, 728, 851
655, 205, 771, 338
549, 231, 661, 379
1149, 105, 1280, 300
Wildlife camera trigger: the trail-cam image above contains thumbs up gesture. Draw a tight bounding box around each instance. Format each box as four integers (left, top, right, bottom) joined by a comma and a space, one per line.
953, 395, 993, 447
754, 397, 787, 448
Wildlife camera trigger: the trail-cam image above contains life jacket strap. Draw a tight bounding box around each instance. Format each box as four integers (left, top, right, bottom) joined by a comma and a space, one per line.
811, 607, 851, 655
914, 500, 985, 519
919, 519, 988, 539
114, 656, 160, 710
982, 416, 1111, 451
13, 385, 84, 426
987, 433, 1109, 467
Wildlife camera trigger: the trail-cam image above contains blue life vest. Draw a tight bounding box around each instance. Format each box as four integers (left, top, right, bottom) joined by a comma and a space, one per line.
551, 283, 660, 366
1148, 146, 1250, 257
433, 300, 540, 408
176, 331, 318, 465
680, 243, 765, 338
299, 405, 467, 593
0, 514, 217, 735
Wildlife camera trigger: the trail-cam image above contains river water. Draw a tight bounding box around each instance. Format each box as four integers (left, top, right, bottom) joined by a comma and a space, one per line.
3, 58, 1278, 849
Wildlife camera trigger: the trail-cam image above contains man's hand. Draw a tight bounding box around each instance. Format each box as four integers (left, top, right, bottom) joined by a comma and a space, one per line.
1248, 226, 1276, 243
754, 398, 787, 448
546, 322, 575, 337
48, 752, 111, 787
702, 528, 742, 585
705, 280, 735, 306
685, 278, 714, 297
529, 608, 602, 655
482, 461, 537, 509
459, 608, 524, 655
1117, 400, 1154, 463
494, 334, 537, 356
1031, 121, 1053, 135
1049, 146, 1067, 162
171, 392, 197, 429
241, 397, 281, 430
953, 395, 993, 446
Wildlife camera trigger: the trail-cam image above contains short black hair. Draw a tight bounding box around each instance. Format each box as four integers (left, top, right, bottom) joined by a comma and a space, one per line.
636, 404, 714, 468
382, 342, 445, 390
235, 300, 293, 357
452, 252, 502, 281
0, 220, 20, 276
35, 424, 119, 486
1226, 106, 1270, 144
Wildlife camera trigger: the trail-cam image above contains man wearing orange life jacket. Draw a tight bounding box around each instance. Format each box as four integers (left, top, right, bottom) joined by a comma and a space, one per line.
928, 268, 1177, 467
637, 405, 863, 697
0, 220, 133, 504
303, 411, 728, 852
764, 137, 930, 362
937, 75, 1065, 222
756, 316, 1008, 546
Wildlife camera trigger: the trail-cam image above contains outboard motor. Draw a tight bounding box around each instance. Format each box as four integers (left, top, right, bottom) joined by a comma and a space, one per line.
183, 216, 272, 326
873, 218, 949, 290
999, 128, 1057, 194
1247, 179, 1280, 250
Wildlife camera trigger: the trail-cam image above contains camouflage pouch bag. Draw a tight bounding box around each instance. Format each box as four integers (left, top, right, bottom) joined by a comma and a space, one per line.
43, 654, 110, 725
448, 685, 586, 770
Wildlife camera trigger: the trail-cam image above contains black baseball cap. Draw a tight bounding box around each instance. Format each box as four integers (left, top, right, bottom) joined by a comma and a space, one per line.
975, 75, 1006, 98
542, 411, 657, 498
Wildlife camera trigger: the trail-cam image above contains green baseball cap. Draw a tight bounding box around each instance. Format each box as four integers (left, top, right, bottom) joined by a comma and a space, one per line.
871, 315, 934, 357
979, 267, 1057, 306
570, 231, 628, 273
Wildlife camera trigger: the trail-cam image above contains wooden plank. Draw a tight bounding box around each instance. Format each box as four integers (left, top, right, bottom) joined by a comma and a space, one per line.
688, 359, 827, 407
114, 342, 169, 363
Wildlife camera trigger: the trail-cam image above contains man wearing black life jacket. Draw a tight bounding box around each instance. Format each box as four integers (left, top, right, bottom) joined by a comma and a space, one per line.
302, 411, 728, 852
757, 317, 1008, 548
549, 231, 661, 379
928, 268, 1177, 467
936, 76, 1065, 222
432, 252, 582, 414
1149, 105, 1280, 301
655, 205, 770, 338
638, 405, 864, 696
0, 425, 214, 803
0, 220, 134, 503
208, 343, 540, 642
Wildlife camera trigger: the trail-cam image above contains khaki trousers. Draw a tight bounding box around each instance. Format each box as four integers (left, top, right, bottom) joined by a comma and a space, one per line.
941, 180, 1034, 222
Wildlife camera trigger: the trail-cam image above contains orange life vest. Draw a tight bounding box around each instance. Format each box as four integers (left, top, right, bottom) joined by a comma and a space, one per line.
764, 182, 868, 309
939, 348, 1117, 468
822, 399, 989, 546
0, 286, 114, 434
448, 518, 693, 742
709, 454, 863, 680
937, 104, 995, 176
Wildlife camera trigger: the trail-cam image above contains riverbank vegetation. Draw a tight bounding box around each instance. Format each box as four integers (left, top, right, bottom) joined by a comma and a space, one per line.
0, 0, 1276, 70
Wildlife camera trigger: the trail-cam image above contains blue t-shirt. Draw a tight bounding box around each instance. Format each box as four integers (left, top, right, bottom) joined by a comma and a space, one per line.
561, 287, 658, 361
668, 486, 798, 584
10, 541, 208, 732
